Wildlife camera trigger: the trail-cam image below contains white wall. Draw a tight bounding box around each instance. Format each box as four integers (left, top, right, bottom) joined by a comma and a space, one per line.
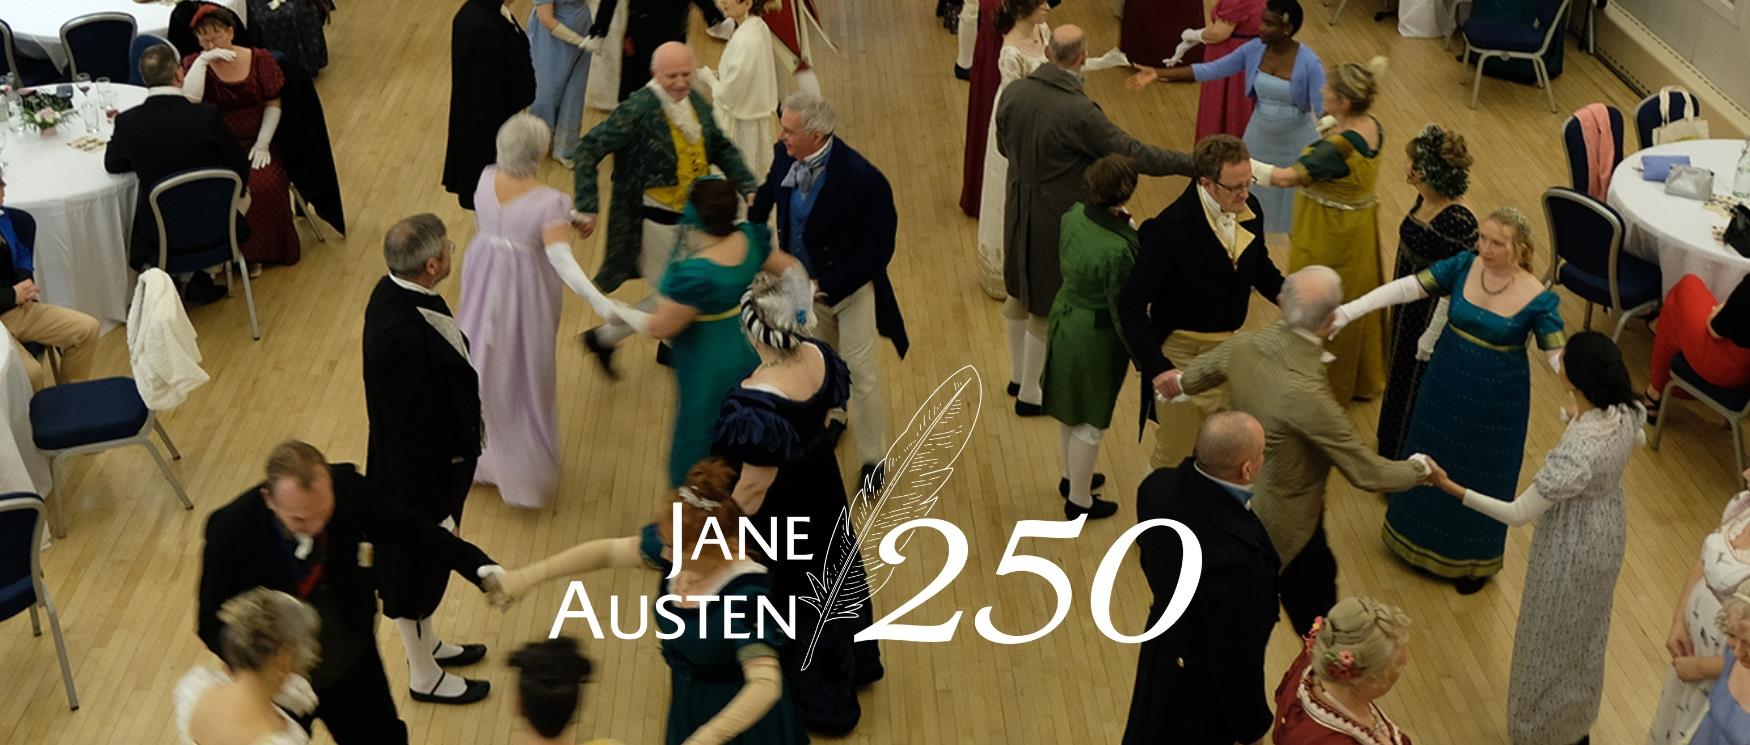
1611, 0, 1750, 114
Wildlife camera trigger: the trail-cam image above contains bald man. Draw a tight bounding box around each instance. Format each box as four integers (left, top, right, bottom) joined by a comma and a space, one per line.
572, 42, 757, 377
1124, 411, 1276, 745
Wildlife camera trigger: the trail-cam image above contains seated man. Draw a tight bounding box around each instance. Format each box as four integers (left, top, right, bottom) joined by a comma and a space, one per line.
0, 173, 101, 391
104, 43, 251, 304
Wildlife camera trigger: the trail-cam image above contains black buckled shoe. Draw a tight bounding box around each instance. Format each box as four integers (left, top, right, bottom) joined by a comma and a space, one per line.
1063, 496, 1118, 520
434, 643, 487, 668
1059, 473, 1106, 498
409, 673, 490, 705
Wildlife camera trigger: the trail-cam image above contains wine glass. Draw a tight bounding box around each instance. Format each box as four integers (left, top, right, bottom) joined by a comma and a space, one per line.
74, 73, 92, 101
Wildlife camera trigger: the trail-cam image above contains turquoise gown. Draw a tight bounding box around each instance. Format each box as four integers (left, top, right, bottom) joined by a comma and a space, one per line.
1382, 252, 1565, 579
660, 221, 771, 487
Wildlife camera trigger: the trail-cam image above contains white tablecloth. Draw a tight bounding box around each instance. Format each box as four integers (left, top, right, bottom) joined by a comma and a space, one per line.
5, 84, 150, 328
0, 324, 51, 497
1607, 139, 1750, 298
0, 0, 249, 71
1398, 0, 1463, 38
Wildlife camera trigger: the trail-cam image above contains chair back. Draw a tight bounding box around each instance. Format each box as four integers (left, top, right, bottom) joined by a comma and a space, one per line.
1635, 88, 1704, 150
128, 35, 173, 87
149, 169, 242, 273
0, 19, 18, 84
60, 13, 136, 82
0, 493, 45, 620
1543, 186, 1627, 306
1532, 0, 1572, 55
1560, 105, 1624, 192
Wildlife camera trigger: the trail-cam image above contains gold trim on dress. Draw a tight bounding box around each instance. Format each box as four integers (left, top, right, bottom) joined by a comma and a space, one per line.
1298, 188, 1378, 211
1448, 325, 1521, 353
696, 307, 741, 322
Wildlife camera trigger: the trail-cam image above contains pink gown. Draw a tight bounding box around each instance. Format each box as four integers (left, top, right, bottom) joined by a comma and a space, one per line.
1195, 0, 1266, 141
455, 168, 573, 508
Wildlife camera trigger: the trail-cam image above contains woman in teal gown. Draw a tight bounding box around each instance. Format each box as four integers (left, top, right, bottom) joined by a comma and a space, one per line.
1334, 208, 1565, 593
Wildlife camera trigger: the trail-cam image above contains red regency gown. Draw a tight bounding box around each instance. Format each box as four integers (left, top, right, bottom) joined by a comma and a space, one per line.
183, 48, 301, 266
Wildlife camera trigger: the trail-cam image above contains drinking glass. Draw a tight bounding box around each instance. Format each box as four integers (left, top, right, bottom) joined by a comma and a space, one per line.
74, 73, 92, 100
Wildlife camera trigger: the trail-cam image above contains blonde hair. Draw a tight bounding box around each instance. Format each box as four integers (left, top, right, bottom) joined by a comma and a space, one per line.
1719, 579, 1750, 636
1486, 207, 1537, 273
1311, 596, 1411, 687
1331, 56, 1388, 111
217, 589, 321, 675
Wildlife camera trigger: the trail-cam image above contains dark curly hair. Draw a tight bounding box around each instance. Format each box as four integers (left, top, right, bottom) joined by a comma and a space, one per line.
994, 0, 1048, 34
509, 637, 593, 738
1406, 124, 1474, 199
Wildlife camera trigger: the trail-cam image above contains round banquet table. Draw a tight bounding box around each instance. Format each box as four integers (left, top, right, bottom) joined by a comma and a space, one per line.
1607, 139, 1750, 299
0, 0, 249, 71
6, 83, 151, 328
0, 323, 51, 498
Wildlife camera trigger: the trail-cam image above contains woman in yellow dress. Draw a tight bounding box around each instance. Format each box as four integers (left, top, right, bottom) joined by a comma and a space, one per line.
1257, 56, 1389, 403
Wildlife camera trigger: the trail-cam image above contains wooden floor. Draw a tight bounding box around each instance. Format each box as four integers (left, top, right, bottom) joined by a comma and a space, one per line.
3, 0, 1742, 742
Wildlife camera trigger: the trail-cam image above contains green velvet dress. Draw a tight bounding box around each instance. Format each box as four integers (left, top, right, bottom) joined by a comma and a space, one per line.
659, 221, 772, 487
1041, 203, 1140, 430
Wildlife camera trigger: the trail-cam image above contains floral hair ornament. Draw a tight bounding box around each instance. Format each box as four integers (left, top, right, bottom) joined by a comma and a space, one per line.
677, 486, 717, 510
1322, 648, 1359, 682
1411, 123, 1469, 199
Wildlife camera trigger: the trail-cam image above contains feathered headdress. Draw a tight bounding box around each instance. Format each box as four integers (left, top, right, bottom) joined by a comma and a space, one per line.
741, 266, 815, 349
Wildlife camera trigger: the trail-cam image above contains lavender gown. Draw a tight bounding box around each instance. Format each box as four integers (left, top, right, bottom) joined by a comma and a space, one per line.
456, 167, 574, 508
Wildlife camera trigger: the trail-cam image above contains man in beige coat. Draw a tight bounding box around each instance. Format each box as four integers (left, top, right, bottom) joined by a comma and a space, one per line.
1163, 266, 1432, 636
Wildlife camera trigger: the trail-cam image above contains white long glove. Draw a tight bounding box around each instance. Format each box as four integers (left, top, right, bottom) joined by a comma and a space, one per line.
182, 48, 236, 103
1085, 47, 1132, 72
549, 22, 591, 49
580, 35, 604, 55
1181, 27, 1206, 44
1415, 297, 1449, 362
1250, 158, 1277, 187
609, 300, 653, 335
1331, 275, 1428, 338
696, 66, 721, 94
273, 674, 318, 716
543, 239, 621, 321
250, 106, 281, 169
1161, 39, 1198, 67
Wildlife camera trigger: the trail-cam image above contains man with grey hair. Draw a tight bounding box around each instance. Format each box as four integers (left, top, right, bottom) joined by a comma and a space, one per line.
362, 214, 492, 705
1125, 410, 1276, 744
574, 41, 756, 376
1170, 266, 1435, 637
752, 91, 908, 495
995, 23, 1192, 418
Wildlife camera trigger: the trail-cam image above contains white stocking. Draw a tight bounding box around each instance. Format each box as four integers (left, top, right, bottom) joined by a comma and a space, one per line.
397, 618, 465, 696
1006, 315, 1027, 389
956, 2, 979, 69
1063, 424, 1103, 508
1019, 326, 1047, 406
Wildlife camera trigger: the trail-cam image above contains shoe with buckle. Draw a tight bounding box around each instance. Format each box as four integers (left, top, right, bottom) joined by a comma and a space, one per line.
409, 673, 490, 705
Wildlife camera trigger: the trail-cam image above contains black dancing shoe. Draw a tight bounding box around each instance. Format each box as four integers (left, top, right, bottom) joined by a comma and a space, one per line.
434, 643, 487, 668
581, 329, 619, 381
1453, 576, 1488, 595
1063, 496, 1119, 520
410, 673, 490, 705
1006, 381, 1020, 397
954, 64, 971, 81
1015, 400, 1044, 417
656, 343, 673, 368
1059, 473, 1107, 498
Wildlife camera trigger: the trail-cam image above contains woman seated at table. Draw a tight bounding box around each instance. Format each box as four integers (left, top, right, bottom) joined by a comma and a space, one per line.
1643, 274, 1750, 423
182, 5, 301, 271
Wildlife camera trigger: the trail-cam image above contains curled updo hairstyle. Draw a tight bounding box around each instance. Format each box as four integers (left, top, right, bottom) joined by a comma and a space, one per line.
994, 0, 1048, 34
509, 637, 593, 738
1406, 124, 1473, 199
1331, 56, 1389, 112
1266, 0, 1305, 33
1485, 207, 1538, 273
656, 458, 751, 563
741, 266, 816, 356
1084, 154, 1138, 209
1310, 596, 1411, 688
217, 588, 320, 675
1561, 331, 1638, 410
689, 179, 741, 238
1719, 578, 1750, 638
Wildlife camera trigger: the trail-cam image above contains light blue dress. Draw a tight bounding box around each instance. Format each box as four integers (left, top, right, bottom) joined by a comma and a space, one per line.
527, 0, 592, 159
1243, 71, 1318, 234
1693, 653, 1750, 745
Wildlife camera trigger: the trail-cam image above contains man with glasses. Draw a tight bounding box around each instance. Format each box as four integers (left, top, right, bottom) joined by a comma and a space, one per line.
362, 214, 492, 705
1117, 135, 1283, 469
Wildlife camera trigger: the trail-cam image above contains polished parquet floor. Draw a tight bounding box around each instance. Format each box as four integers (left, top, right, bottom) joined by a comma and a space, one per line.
3, 0, 1744, 742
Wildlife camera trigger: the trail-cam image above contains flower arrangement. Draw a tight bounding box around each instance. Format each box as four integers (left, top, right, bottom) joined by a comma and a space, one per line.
18, 91, 72, 132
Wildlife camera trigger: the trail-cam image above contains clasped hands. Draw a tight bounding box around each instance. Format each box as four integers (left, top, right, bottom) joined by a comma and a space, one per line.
11, 278, 41, 305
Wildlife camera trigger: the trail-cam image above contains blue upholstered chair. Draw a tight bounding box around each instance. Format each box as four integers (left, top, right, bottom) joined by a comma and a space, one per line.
127, 34, 173, 87
59, 13, 136, 82
29, 378, 192, 538
150, 169, 262, 340
1560, 105, 1625, 193
1542, 187, 1660, 341
1650, 354, 1750, 474
0, 19, 63, 86
1460, 0, 1572, 112
1634, 88, 1704, 150
0, 493, 79, 710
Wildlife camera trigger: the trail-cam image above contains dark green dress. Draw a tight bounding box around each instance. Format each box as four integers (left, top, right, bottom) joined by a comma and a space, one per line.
1042, 203, 1140, 429
659, 221, 772, 487
638, 524, 809, 745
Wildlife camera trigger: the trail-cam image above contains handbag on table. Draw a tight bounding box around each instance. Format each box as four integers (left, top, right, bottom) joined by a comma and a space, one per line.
1651, 86, 1710, 145
1642, 155, 1691, 181
1665, 165, 1715, 201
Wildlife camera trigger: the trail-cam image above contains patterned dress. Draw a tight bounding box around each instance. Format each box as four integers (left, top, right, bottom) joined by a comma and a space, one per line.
1289, 122, 1386, 402
1376, 199, 1477, 459
1383, 252, 1564, 580
1647, 490, 1750, 744
1502, 404, 1638, 745
247, 0, 331, 75
183, 49, 300, 266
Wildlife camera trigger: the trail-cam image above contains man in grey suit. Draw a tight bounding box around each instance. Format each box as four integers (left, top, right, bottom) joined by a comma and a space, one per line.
995, 24, 1194, 417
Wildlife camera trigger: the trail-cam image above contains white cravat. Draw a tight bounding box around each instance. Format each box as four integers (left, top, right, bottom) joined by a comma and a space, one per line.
647, 78, 702, 143
1197, 185, 1239, 248
147, 86, 185, 98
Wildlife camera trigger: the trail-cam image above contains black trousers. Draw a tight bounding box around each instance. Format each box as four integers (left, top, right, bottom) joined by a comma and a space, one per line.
297, 646, 408, 745
1278, 522, 1338, 638
378, 457, 476, 620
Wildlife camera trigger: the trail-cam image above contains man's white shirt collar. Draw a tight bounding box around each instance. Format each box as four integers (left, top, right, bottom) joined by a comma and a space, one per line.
148, 86, 185, 98
390, 274, 438, 296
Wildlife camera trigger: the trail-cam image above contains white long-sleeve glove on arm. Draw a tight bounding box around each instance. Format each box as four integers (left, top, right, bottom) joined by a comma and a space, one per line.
489, 536, 643, 610
249, 106, 281, 169
1331, 275, 1429, 337
550, 22, 590, 48
182, 48, 236, 103
1546, 348, 1563, 375
1415, 297, 1449, 361
273, 673, 318, 716
544, 241, 622, 321
609, 300, 653, 335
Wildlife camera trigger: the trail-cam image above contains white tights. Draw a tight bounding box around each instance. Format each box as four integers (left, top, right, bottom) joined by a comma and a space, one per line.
1059, 423, 1104, 507
1003, 297, 1047, 406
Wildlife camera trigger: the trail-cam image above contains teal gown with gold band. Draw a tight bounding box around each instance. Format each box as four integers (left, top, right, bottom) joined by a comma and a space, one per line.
1382, 252, 1565, 579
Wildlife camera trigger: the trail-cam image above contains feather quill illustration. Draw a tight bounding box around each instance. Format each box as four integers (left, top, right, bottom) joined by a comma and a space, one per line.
796, 365, 982, 669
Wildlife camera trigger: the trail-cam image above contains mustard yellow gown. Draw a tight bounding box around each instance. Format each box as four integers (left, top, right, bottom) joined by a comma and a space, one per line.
1288, 119, 1386, 403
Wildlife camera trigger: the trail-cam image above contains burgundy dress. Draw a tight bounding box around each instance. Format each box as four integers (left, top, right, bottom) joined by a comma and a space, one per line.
183, 48, 300, 266
1122, 0, 1206, 70
957, 0, 1001, 217
1194, 0, 1265, 140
